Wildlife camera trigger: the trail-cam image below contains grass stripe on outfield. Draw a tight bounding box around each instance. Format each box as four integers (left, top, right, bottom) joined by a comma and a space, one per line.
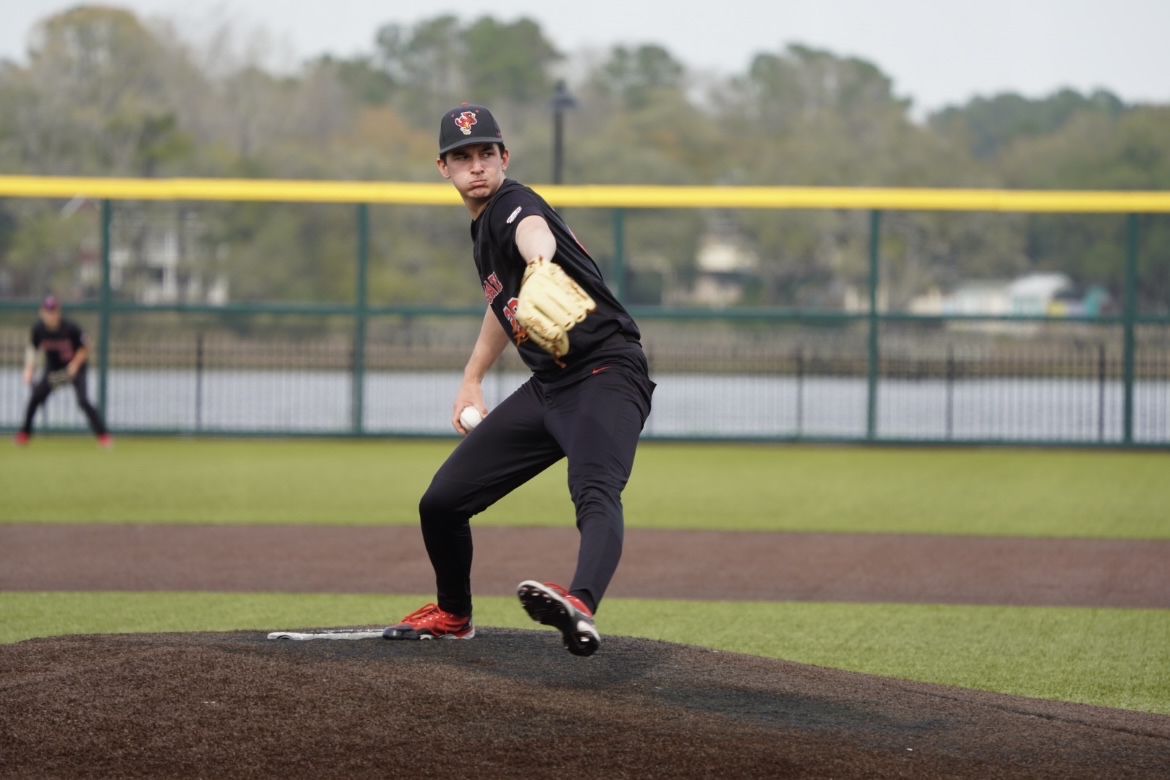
2, 593, 1167, 716
2, 438, 1167, 537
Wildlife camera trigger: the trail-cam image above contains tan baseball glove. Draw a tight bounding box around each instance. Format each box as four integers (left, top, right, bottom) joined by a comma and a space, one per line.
48, 368, 73, 388
516, 256, 597, 363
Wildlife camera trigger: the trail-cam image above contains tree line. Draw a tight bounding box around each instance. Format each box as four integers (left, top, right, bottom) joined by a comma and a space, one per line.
0, 5, 1167, 312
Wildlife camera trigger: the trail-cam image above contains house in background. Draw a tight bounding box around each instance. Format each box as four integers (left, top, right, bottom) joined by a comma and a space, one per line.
67, 199, 229, 305
1005, 273, 1075, 316
681, 233, 759, 307
909, 273, 1110, 324
107, 211, 229, 305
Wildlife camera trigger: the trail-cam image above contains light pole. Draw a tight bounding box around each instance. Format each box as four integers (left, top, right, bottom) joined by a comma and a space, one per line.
551, 79, 576, 184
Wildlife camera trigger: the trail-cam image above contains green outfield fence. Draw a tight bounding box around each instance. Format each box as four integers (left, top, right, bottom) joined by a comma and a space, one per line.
1, 176, 1169, 447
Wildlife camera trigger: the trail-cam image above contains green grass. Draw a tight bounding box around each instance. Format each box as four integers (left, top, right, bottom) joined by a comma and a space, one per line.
3, 592, 1167, 715
2, 437, 1168, 537
3, 437, 1167, 715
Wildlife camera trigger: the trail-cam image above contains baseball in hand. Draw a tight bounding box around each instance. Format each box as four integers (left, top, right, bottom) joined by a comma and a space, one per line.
459, 406, 483, 432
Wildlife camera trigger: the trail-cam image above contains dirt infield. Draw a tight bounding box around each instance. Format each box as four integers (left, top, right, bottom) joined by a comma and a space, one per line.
2, 524, 1169, 778
4, 524, 1170, 606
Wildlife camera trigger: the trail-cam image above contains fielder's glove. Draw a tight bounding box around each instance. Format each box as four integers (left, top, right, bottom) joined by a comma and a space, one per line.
515, 256, 596, 364
48, 369, 73, 388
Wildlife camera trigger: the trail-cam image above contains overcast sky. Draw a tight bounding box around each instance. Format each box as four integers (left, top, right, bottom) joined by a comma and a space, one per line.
4, 0, 1169, 116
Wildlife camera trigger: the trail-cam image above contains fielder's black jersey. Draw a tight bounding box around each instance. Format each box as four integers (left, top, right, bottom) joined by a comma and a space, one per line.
471, 179, 641, 381
31, 318, 87, 371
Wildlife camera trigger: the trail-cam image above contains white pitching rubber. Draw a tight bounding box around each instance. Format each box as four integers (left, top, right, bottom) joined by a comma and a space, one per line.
267, 629, 384, 640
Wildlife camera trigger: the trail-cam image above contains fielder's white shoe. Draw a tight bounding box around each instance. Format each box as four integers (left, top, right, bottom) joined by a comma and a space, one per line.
517, 581, 600, 657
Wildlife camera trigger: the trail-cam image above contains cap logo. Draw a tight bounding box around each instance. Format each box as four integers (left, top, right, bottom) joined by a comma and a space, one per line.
454, 111, 478, 136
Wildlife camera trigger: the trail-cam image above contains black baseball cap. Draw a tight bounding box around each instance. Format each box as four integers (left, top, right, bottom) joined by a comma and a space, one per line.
41, 295, 59, 311
438, 103, 505, 155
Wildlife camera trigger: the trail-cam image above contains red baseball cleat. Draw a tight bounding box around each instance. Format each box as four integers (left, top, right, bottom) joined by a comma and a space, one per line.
517, 580, 600, 657
97, 434, 113, 448
383, 603, 474, 640
13, 431, 30, 446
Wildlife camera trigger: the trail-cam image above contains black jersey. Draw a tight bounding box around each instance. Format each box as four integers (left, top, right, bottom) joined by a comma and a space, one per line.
471, 179, 641, 380
31, 318, 87, 371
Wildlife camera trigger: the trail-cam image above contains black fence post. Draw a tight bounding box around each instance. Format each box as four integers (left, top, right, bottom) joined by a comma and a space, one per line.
946, 345, 955, 440
866, 209, 881, 441
1097, 342, 1106, 442
1122, 213, 1138, 445
195, 331, 204, 432
352, 203, 370, 436
98, 199, 112, 422
795, 346, 804, 438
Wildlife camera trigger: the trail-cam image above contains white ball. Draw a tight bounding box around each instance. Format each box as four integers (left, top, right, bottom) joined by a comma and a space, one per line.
459, 406, 483, 431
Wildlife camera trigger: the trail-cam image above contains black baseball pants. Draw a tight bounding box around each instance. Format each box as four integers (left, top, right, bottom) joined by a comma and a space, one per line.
20, 366, 108, 437
418, 355, 654, 618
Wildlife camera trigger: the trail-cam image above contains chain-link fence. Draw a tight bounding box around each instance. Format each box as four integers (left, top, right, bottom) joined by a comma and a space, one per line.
1, 180, 1168, 446
3, 309, 1167, 445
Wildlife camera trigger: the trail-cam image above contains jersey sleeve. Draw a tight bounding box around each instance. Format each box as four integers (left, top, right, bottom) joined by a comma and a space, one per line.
484, 188, 543, 260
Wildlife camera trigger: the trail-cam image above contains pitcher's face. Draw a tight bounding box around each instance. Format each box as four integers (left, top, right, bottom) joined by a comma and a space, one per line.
438, 143, 509, 206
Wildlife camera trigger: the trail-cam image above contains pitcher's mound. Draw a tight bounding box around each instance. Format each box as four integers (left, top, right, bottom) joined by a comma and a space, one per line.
2, 629, 1167, 779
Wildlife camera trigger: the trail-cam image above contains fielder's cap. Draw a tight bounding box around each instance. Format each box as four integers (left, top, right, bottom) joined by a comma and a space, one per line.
438, 103, 504, 155
41, 295, 59, 311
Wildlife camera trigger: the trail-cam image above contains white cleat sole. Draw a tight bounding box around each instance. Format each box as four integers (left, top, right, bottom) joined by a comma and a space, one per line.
517, 581, 600, 657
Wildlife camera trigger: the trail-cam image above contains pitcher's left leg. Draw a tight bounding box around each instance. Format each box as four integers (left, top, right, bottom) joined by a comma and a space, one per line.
549, 366, 653, 613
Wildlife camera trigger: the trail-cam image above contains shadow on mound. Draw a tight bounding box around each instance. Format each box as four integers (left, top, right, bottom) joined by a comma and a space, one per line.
1, 628, 1167, 779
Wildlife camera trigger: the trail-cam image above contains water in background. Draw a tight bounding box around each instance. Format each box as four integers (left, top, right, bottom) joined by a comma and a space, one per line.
2, 368, 1167, 444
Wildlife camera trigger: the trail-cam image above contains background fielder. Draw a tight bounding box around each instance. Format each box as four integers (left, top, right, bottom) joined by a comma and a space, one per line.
15, 296, 111, 447
384, 104, 655, 656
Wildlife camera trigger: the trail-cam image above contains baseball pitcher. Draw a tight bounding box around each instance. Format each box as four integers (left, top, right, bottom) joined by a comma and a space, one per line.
384, 104, 655, 656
